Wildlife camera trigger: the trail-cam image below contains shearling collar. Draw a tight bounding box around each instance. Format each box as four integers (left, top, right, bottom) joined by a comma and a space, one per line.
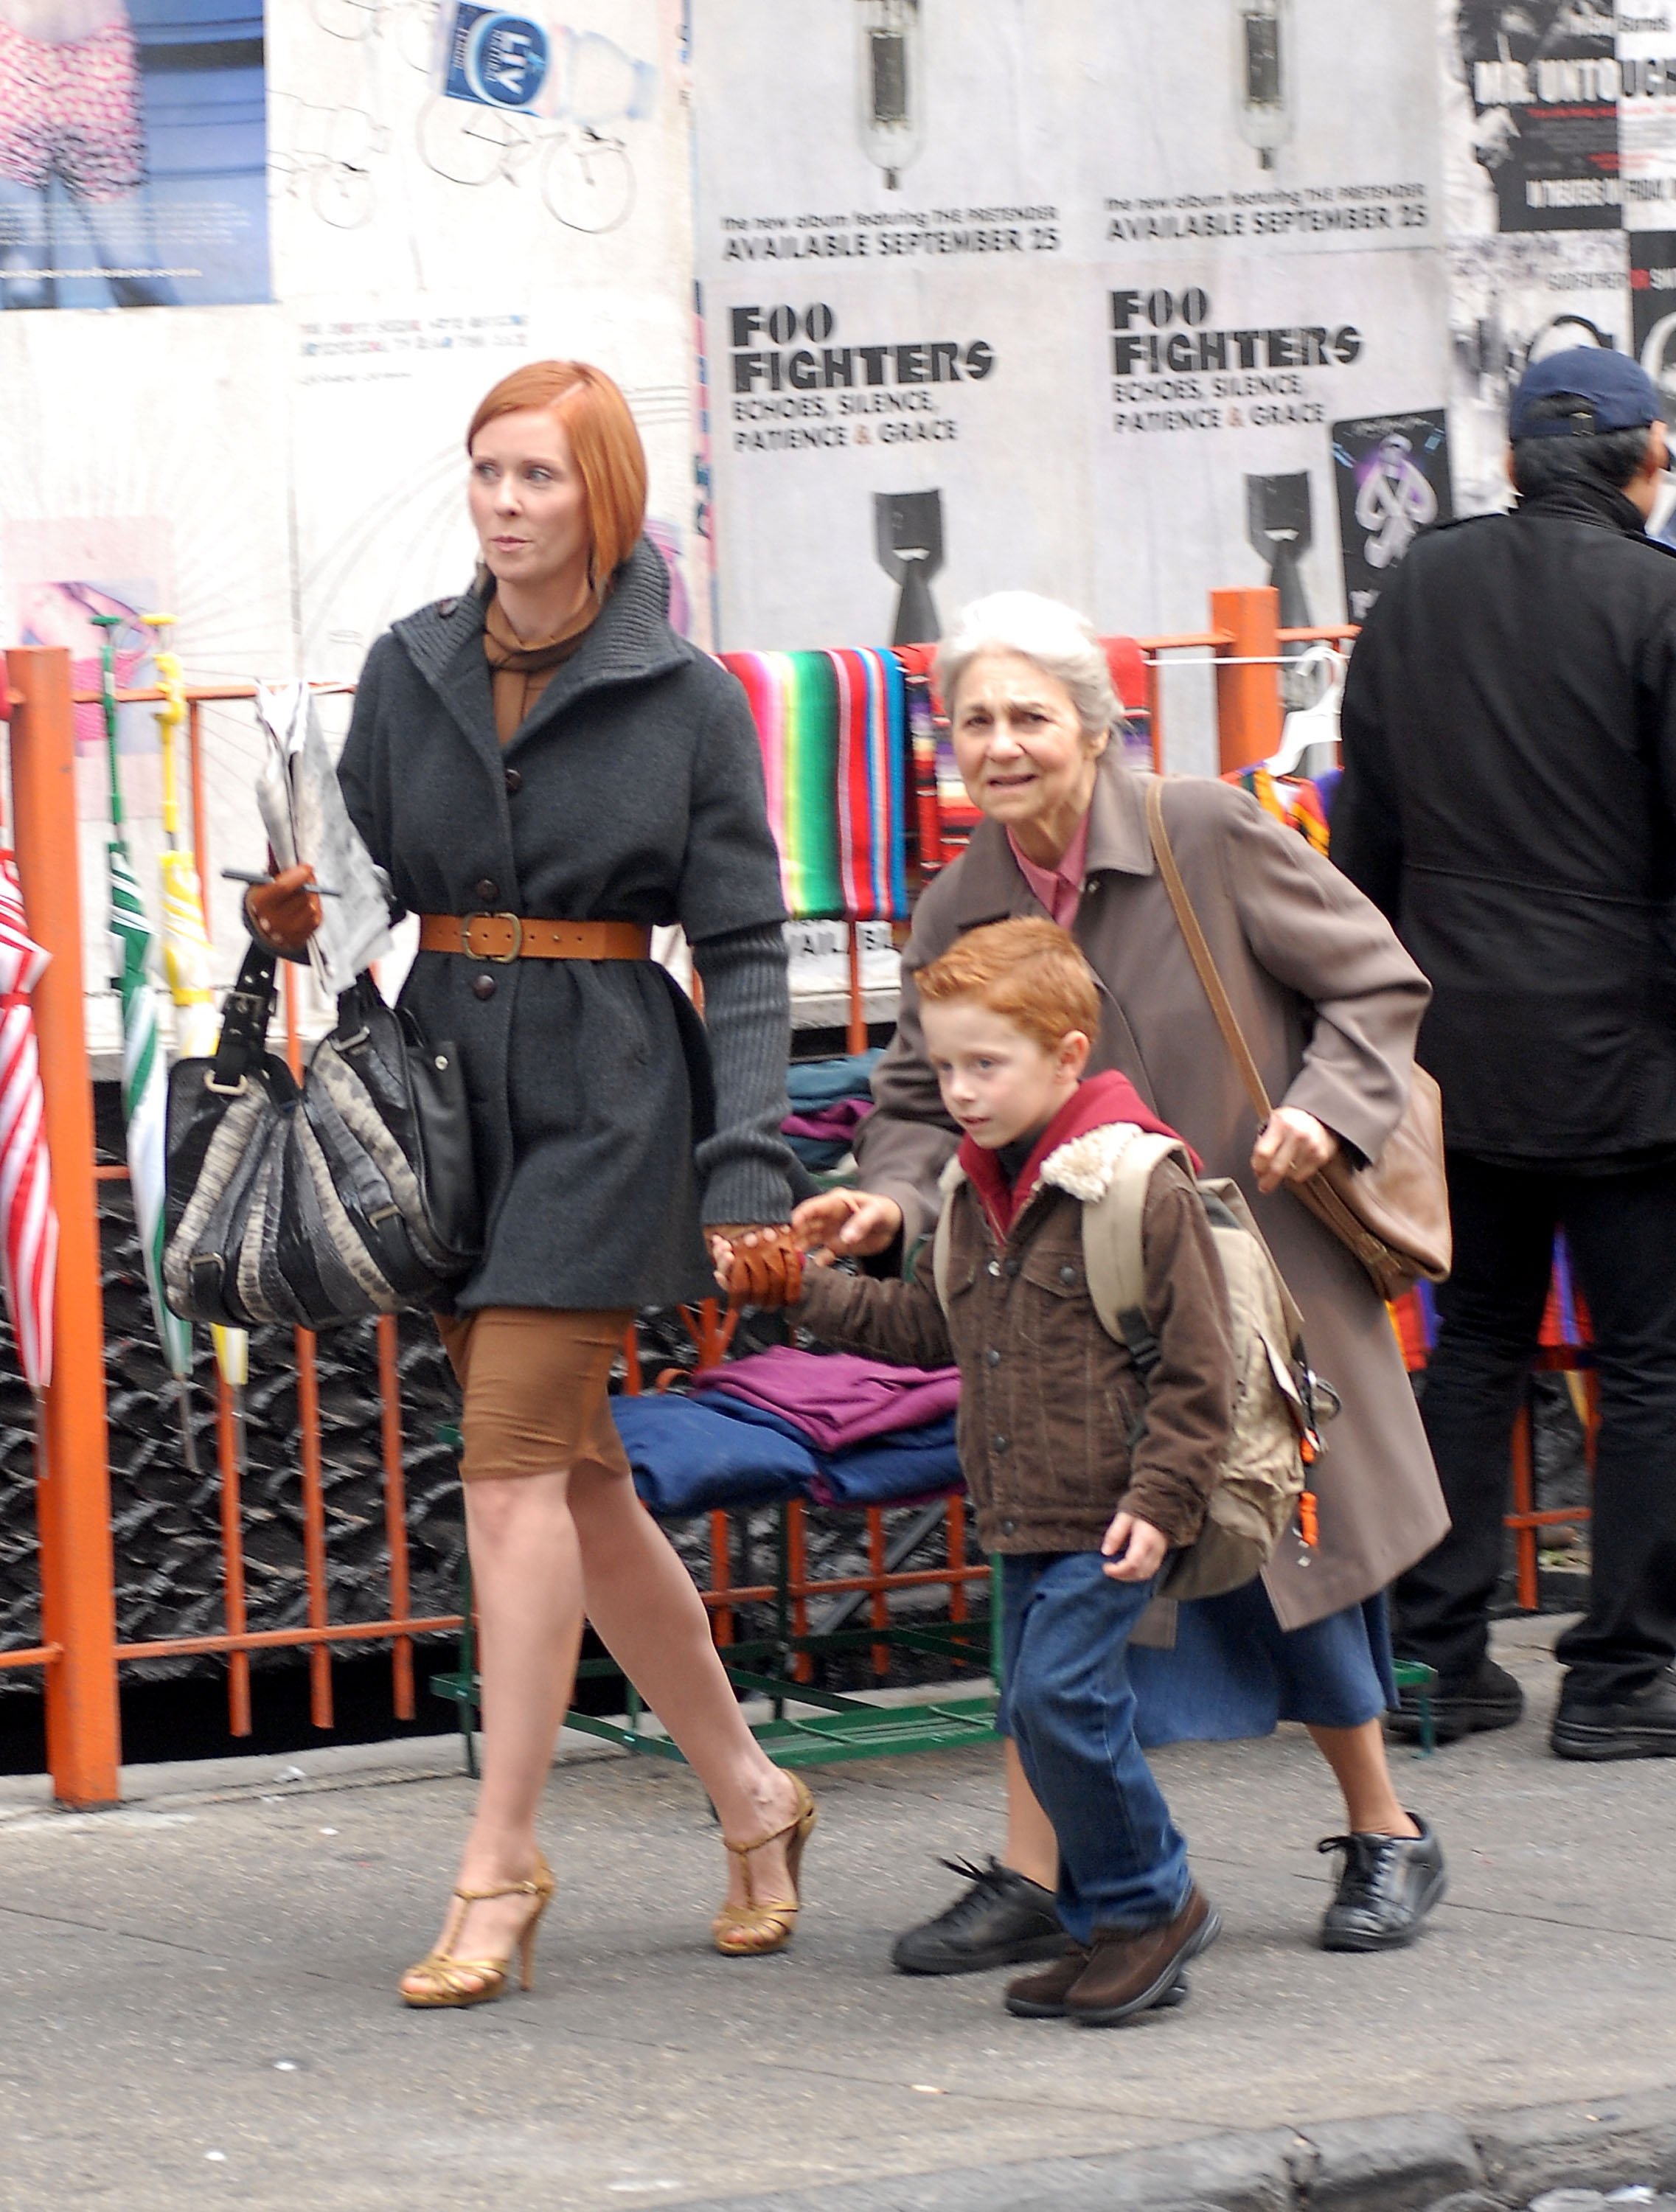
950, 758, 1158, 931
941, 1070, 1189, 1239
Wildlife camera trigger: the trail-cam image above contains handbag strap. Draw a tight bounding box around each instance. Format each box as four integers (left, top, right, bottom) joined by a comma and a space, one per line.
206, 940, 279, 1086
1144, 777, 1275, 1125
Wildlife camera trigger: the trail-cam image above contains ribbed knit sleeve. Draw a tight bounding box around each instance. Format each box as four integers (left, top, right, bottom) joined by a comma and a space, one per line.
692, 921, 796, 1226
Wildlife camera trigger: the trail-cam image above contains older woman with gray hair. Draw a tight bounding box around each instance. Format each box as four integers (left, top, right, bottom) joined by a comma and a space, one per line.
793, 591, 1452, 1973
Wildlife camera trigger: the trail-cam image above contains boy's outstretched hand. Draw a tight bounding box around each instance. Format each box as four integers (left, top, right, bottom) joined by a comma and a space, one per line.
1101, 1510, 1169, 1582
712, 1228, 805, 1309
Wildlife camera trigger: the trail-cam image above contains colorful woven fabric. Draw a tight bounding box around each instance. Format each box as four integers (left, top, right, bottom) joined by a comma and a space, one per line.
720, 648, 909, 920
829, 647, 908, 920
1223, 764, 1332, 855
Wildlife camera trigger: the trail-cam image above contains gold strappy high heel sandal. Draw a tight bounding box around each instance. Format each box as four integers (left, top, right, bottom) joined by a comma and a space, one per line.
400, 1854, 555, 2008
712, 1775, 817, 1958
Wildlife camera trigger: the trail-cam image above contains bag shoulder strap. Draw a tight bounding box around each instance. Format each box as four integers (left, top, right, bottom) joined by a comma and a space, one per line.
207, 941, 279, 1085
1144, 777, 1273, 1124
1079, 1130, 1190, 1380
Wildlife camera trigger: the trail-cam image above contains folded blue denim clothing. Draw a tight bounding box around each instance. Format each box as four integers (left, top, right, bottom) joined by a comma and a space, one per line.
813, 1415, 963, 1506
785, 1133, 855, 1170
609, 1394, 818, 1516
785, 1050, 883, 1113
700, 1395, 963, 1507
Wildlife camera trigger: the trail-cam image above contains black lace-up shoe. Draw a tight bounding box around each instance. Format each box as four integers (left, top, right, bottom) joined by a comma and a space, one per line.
1386, 1656, 1523, 1745
891, 1857, 1070, 1976
1318, 1815, 1447, 1952
1552, 1668, 1676, 1761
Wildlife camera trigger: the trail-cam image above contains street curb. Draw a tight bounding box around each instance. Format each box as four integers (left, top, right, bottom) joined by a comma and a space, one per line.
671, 2087, 1676, 2212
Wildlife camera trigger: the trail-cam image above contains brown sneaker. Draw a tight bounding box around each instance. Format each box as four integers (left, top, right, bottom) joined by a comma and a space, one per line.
1004, 1944, 1089, 2018
1065, 1887, 1220, 2028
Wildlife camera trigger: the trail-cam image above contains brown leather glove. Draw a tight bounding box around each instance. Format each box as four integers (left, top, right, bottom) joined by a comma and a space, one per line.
712, 1226, 805, 1310
245, 863, 323, 955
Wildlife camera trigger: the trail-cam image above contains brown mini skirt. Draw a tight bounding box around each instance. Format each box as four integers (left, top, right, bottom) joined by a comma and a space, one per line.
435, 1307, 634, 1483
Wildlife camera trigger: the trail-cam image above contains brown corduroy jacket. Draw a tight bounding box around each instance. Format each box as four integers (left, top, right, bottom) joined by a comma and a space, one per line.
796, 1111, 1235, 1557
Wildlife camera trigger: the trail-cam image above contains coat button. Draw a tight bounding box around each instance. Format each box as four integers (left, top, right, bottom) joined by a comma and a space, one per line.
986, 1348, 1001, 1368
474, 877, 500, 903
504, 767, 522, 793
1004, 1258, 1021, 1279
473, 973, 497, 1000
1001, 1517, 1017, 1536
987, 1260, 1002, 1278
992, 1434, 1009, 1453
1060, 1264, 1077, 1285
437, 597, 458, 617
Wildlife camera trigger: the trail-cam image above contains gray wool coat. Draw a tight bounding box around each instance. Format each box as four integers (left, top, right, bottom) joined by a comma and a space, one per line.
855, 758, 1450, 1630
337, 540, 796, 1312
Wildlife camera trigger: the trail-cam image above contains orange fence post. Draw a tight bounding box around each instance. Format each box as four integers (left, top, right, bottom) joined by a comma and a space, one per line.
1209, 586, 1283, 772
8, 647, 122, 1806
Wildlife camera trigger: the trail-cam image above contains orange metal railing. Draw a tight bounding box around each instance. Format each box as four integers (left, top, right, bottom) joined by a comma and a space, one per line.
0, 590, 1578, 1804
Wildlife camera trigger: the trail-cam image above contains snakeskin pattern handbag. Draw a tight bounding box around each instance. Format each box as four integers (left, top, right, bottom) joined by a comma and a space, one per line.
163, 942, 481, 1330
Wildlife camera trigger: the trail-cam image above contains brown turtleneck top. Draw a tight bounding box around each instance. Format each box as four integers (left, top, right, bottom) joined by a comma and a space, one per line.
481, 593, 596, 745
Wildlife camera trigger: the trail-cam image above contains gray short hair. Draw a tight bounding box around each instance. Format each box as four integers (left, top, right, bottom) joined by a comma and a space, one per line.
935, 591, 1118, 741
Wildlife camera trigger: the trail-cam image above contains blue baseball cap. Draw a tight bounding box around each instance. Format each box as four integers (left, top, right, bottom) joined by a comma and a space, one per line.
1510, 347, 1665, 439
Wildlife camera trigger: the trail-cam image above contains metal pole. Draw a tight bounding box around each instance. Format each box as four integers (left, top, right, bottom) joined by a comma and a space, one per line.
1209, 586, 1284, 771
7, 647, 122, 1807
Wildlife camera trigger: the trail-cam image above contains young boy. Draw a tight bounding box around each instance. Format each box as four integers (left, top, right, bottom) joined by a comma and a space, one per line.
720, 917, 1237, 2025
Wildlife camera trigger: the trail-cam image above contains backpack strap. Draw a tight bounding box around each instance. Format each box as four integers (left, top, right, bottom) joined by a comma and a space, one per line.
931, 1154, 967, 1314
1080, 1132, 1194, 1395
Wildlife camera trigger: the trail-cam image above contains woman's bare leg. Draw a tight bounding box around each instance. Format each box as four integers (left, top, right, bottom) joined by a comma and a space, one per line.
1306, 1720, 1421, 1837
1001, 1739, 1059, 1889
400, 1469, 583, 1996
568, 1459, 800, 1908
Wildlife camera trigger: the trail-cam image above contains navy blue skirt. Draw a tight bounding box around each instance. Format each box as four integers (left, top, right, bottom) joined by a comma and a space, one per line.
1128, 1582, 1397, 1748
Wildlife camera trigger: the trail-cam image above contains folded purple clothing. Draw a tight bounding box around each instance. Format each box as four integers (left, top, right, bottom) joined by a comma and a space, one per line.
689, 1345, 961, 1453
782, 1096, 874, 1144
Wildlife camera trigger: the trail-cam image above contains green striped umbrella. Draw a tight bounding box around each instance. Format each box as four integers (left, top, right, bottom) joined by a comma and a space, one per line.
93, 615, 199, 1473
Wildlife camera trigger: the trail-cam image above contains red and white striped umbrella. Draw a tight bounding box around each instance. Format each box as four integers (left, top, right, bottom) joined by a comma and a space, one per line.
0, 851, 57, 1392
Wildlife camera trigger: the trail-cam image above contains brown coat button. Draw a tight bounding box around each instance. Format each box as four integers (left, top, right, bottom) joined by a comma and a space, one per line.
473, 973, 497, 1000
474, 877, 499, 902
504, 767, 522, 793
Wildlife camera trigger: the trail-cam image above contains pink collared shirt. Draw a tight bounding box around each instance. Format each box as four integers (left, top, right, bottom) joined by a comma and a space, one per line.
1006, 810, 1091, 931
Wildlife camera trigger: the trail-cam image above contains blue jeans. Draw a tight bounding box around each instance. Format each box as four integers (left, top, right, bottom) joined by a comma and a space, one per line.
1000, 1553, 1192, 1944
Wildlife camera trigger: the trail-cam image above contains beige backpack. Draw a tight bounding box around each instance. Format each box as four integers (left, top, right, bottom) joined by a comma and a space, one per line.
932, 1124, 1321, 1604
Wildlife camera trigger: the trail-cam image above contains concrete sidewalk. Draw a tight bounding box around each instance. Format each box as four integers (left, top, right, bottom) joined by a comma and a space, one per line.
0, 1615, 1669, 2212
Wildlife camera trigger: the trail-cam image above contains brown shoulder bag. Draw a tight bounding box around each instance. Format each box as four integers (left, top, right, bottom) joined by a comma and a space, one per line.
1145, 777, 1450, 1303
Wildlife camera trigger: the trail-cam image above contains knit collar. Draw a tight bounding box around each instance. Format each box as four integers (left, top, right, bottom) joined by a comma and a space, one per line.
392, 537, 690, 773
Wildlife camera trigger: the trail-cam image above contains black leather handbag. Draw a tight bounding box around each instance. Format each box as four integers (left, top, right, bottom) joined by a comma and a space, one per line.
163, 944, 481, 1330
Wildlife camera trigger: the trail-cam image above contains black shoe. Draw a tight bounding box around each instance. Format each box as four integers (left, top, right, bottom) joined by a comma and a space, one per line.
1551, 1668, 1676, 1761
1385, 1655, 1523, 1745
892, 1857, 1071, 1976
1317, 1815, 1447, 1952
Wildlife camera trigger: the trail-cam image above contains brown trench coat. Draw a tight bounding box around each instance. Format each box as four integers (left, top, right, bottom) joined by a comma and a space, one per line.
855, 757, 1450, 1630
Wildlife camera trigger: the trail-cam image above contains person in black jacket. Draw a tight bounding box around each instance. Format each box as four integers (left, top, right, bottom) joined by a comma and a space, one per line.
1334, 347, 1676, 1763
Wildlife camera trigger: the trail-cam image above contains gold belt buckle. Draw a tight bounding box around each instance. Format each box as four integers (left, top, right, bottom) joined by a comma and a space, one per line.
462, 911, 524, 963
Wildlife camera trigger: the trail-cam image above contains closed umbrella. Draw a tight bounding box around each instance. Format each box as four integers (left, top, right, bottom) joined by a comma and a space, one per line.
142, 615, 248, 1423
91, 613, 199, 1472
0, 846, 57, 1394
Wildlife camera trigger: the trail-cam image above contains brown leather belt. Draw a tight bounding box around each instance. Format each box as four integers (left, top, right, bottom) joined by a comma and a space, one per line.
418, 914, 653, 964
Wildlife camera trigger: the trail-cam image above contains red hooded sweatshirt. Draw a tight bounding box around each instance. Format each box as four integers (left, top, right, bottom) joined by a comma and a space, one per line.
957, 1070, 1197, 1242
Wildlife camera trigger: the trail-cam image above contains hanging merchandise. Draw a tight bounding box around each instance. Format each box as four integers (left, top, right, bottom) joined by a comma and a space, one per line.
0, 846, 58, 1395
91, 613, 199, 1473
142, 616, 249, 1425
720, 648, 911, 922
829, 648, 908, 922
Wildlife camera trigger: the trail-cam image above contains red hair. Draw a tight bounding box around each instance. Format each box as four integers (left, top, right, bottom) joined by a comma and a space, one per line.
917, 918, 1101, 1050
466, 361, 647, 590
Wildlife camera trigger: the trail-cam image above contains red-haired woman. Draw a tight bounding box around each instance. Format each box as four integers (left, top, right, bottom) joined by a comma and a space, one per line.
247, 362, 813, 2005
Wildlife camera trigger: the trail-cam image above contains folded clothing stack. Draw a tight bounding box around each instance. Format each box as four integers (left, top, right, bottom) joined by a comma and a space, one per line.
782, 1051, 883, 1169
610, 1346, 962, 1517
